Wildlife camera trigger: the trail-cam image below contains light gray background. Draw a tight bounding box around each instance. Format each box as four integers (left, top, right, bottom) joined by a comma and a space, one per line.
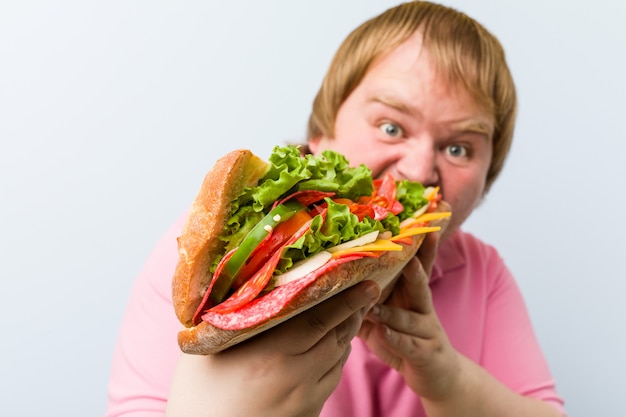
1, 1, 624, 416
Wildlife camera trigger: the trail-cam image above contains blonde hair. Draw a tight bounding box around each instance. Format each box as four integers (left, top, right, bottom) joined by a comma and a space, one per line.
307, 1, 517, 192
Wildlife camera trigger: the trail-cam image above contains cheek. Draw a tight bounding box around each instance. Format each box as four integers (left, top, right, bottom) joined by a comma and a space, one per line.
349, 146, 401, 176
441, 168, 487, 229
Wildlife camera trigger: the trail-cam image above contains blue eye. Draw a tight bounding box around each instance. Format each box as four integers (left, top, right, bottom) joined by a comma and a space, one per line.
446, 144, 468, 158
380, 122, 403, 138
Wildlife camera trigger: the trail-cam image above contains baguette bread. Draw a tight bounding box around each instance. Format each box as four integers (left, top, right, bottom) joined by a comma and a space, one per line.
172, 148, 449, 354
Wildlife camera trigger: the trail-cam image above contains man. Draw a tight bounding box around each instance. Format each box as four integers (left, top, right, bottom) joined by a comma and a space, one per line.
106, 2, 565, 416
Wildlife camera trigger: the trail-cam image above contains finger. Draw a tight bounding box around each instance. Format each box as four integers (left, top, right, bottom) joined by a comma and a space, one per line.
357, 320, 404, 371
416, 231, 440, 276
303, 280, 380, 344
278, 280, 381, 353
378, 324, 431, 364
315, 321, 353, 387
396, 256, 433, 315
301, 299, 362, 368
286, 336, 353, 415
366, 303, 438, 339
299, 282, 380, 390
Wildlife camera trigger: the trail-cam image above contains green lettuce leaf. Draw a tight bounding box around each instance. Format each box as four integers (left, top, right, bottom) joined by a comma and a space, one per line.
222, 145, 374, 250
211, 145, 431, 274
244, 145, 374, 212
275, 198, 384, 273
395, 179, 429, 221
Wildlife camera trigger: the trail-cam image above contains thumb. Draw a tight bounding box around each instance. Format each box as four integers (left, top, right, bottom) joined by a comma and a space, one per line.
416, 231, 440, 277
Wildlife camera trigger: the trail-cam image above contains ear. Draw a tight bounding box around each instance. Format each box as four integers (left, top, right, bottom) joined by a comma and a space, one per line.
307, 136, 322, 154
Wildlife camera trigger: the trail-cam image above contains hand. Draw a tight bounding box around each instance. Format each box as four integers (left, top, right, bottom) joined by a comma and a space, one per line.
358, 232, 461, 401
166, 280, 381, 417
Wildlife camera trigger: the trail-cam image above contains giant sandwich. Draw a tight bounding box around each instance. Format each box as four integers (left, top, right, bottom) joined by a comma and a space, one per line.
172, 145, 450, 354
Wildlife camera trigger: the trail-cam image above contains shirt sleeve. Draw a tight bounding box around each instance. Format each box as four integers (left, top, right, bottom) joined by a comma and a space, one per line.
105, 214, 186, 417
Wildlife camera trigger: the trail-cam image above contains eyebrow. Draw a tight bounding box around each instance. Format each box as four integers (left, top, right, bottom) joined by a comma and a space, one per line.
368, 95, 413, 115
369, 94, 494, 138
454, 120, 494, 137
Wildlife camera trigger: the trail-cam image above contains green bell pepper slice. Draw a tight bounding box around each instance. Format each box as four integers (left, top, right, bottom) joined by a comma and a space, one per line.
209, 199, 305, 304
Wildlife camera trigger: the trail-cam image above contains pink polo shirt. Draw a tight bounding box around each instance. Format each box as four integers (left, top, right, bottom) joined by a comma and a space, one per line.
105, 213, 565, 416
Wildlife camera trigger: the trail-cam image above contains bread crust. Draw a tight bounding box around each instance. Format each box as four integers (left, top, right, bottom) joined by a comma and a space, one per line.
172, 149, 270, 327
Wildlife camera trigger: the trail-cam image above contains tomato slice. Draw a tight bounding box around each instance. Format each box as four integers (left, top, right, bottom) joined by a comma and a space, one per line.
390, 200, 404, 215
370, 204, 389, 220
376, 172, 397, 203
362, 173, 403, 217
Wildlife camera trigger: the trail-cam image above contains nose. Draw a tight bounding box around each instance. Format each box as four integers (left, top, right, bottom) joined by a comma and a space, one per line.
395, 139, 439, 187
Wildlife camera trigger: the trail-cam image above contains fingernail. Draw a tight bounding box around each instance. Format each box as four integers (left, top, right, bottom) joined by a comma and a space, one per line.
370, 305, 380, 316
384, 325, 393, 339
364, 283, 380, 301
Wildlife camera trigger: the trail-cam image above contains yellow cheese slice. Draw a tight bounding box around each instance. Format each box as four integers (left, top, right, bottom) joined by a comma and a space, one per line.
425, 186, 440, 201
414, 211, 451, 223
393, 226, 441, 241
330, 239, 403, 258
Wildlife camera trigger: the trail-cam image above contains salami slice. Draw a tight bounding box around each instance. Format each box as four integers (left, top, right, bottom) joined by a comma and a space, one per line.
273, 190, 336, 208
192, 248, 236, 325
202, 257, 356, 330
207, 248, 283, 314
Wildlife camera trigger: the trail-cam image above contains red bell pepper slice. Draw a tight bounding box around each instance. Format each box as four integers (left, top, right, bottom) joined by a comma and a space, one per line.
209, 249, 284, 314
390, 236, 413, 245
209, 218, 314, 314
273, 190, 336, 209
232, 209, 313, 289
348, 203, 376, 221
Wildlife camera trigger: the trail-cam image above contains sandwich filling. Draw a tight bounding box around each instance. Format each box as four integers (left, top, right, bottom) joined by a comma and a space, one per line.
192, 145, 449, 326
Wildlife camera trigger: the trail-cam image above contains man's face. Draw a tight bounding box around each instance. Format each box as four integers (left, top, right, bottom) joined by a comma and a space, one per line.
310, 33, 494, 239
